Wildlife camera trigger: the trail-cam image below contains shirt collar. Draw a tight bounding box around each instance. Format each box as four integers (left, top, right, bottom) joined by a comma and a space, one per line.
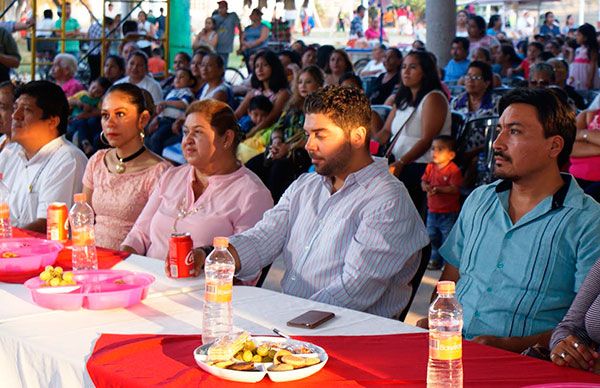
320, 157, 385, 192
494, 173, 577, 210
18, 136, 65, 164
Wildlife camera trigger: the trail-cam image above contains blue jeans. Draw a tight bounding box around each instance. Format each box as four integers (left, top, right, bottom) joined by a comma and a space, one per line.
427, 211, 459, 263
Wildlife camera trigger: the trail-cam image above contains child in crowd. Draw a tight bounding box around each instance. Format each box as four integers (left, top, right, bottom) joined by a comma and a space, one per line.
148, 47, 166, 76
237, 95, 273, 163
509, 41, 543, 79
568, 23, 600, 90
146, 68, 196, 154
421, 135, 463, 270
67, 77, 112, 155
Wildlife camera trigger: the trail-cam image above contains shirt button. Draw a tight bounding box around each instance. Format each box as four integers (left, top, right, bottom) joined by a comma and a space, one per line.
497, 263, 504, 269
486, 287, 492, 292
304, 245, 309, 251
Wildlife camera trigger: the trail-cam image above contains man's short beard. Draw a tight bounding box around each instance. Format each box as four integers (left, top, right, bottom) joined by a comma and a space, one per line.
312, 140, 353, 177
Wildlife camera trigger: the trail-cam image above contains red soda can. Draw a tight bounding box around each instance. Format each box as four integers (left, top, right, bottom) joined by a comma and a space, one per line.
47, 202, 68, 242
169, 233, 194, 278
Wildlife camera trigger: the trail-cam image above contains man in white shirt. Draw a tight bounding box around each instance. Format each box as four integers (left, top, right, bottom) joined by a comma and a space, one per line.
0, 81, 15, 152
0, 80, 87, 232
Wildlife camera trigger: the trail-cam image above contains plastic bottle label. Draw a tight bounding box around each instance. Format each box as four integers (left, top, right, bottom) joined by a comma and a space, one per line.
205, 281, 233, 303
0, 202, 9, 219
72, 228, 95, 246
429, 332, 462, 360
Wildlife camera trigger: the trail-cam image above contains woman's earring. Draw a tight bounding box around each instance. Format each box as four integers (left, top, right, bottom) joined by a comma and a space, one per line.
140, 131, 145, 140
100, 131, 110, 145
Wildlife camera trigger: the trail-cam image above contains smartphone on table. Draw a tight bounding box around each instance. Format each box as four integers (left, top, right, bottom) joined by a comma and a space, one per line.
286, 310, 335, 329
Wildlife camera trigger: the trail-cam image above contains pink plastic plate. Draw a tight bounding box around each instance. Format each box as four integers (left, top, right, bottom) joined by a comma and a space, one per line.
24, 269, 155, 310
0, 238, 63, 273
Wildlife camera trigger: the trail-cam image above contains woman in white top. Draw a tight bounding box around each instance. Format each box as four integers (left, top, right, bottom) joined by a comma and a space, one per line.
192, 17, 218, 52
197, 53, 231, 106
114, 51, 163, 104
374, 50, 451, 213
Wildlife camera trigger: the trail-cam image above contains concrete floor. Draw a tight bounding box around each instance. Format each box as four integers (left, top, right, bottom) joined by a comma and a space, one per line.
261, 257, 439, 326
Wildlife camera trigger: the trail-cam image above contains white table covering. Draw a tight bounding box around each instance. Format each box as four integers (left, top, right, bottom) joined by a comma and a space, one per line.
0, 260, 423, 388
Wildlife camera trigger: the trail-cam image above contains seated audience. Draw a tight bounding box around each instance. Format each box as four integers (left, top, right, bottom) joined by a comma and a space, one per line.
190, 50, 208, 97
370, 48, 402, 105
148, 47, 167, 76
235, 50, 290, 137
0, 81, 87, 232
509, 41, 543, 79
375, 50, 451, 213
467, 15, 500, 60
193, 85, 428, 318
122, 99, 273, 262
494, 44, 522, 78
360, 44, 386, 77
420, 88, 600, 354
237, 95, 273, 163
570, 108, 600, 202
197, 53, 232, 105
0, 81, 15, 153
444, 37, 470, 82
161, 51, 192, 96
421, 135, 462, 270
547, 58, 586, 110
550, 258, 600, 373
115, 51, 163, 104
103, 55, 126, 84
301, 46, 317, 69
83, 84, 170, 250
51, 53, 85, 97
324, 49, 354, 86
146, 68, 196, 155
451, 61, 498, 123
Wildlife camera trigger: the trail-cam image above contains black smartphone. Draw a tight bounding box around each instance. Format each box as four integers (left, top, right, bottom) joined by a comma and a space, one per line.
286, 310, 335, 329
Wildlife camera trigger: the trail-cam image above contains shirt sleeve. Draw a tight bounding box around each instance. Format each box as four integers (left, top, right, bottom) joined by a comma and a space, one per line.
449, 165, 463, 187
229, 178, 296, 280
309, 195, 428, 312
422, 163, 432, 182
231, 185, 273, 235
550, 259, 600, 350
1, 28, 20, 60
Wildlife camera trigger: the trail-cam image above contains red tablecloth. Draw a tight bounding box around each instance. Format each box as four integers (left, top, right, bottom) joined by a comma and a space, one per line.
0, 228, 129, 283
86, 332, 600, 387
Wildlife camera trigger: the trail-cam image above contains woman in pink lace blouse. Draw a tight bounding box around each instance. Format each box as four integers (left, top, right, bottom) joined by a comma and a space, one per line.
82, 83, 171, 250
122, 99, 273, 262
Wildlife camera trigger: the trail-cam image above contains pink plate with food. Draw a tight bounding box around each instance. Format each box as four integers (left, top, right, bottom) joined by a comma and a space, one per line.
0, 238, 63, 274
24, 269, 155, 310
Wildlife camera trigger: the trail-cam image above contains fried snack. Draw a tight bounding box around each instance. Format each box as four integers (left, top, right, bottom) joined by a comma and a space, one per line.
281, 355, 307, 368
1, 251, 18, 258
207, 332, 250, 361
273, 349, 292, 365
227, 362, 255, 371
210, 360, 235, 368
268, 363, 294, 372
304, 357, 321, 366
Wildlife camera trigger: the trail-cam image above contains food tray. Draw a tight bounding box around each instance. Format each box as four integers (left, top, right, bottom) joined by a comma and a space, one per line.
0, 238, 62, 274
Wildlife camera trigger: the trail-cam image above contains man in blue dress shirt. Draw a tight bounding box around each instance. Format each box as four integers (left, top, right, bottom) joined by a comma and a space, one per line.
421, 88, 600, 353
444, 37, 470, 82
195, 85, 429, 318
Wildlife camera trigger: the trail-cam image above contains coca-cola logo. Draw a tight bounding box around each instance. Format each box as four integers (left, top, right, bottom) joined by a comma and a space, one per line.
185, 250, 194, 266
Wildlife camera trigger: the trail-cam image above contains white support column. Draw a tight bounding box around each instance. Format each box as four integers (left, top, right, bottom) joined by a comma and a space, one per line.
426, 0, 456, 67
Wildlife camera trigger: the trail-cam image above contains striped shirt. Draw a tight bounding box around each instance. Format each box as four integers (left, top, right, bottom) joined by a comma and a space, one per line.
550, 258, 600, 351
440, 174, 600, 339
230, 158, 429, 318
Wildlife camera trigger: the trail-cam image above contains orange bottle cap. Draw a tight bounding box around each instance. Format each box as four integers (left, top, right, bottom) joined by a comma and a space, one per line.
73, 193, 86, 202
437, 281, 455, 294
213, 236, 229, 248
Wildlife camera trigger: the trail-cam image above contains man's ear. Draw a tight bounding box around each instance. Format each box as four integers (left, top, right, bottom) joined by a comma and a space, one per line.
351, 125, 368, 148
47, 115, 61, 133
548, 135, 564, 159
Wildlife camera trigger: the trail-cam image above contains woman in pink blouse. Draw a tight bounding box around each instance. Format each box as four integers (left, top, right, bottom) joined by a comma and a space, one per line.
122, 99, 273, 261
82, 83, 171, 250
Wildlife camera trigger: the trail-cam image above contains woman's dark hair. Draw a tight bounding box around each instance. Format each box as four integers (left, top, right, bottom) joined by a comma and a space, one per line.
338, 72, 363, 89
469, 15, 486, 36
577, 23, 599, 60
324, 49, 353, 75
467, 61, 493, 93
498, 88, 575, 167
488, 14, 501, 29
387, 47, 403, 63
475, 47, 492, 62
104, 83, 148, 114
250, 50, 289, 93
122, 20, 137, 35
500, 44, 522, 66
395, 50, 443, 110
105, 54, 126, 73
16, 80, 69, 136
185, 99, 242, 151
279, 50, 301, 67
544, 11, 553, 22
248, 94, 273, 113
316, 45, 335, 70
175, 51, 192, 63
94, 76, 113, 92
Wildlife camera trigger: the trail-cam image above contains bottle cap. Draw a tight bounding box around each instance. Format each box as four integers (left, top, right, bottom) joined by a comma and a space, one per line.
437, 281, 455, 294
73, 193, 86, 202
213, 236, 229, 248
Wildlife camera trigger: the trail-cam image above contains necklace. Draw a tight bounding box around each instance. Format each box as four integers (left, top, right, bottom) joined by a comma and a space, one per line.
114, 145, 146, 174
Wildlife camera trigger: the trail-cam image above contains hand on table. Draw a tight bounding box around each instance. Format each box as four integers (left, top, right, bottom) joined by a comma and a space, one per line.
471, 335, 507, 349
550, 335, 599, 372
416, 317, 429, 329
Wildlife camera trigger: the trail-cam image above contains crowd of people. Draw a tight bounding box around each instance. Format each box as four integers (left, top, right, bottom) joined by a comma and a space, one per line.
0, 2, 600, 375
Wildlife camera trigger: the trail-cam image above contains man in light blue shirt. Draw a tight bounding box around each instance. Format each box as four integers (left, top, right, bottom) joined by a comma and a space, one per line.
430, 88, 600, 353
196, 86, 429, 318
444, 37, 470, 82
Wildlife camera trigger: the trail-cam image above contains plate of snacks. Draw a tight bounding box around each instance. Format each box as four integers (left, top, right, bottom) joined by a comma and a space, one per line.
24, 268, 154, 310
194, 331, 328, 383
0, 238, 62, 274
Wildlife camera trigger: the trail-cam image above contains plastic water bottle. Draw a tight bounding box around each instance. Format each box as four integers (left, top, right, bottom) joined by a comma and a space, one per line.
69, 193, 97, 270
427, 281, 463, 388
202, 237, 235, 345
0, 173, 12, 238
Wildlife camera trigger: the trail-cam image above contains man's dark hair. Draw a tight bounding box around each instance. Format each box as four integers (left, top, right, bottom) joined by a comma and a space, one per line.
529, 41, 544, 53
248, 95, 273, 113
452, 37, 470, 53
122, 20, 138, 35
94, 76, 113, 92
434, 135, 456, 152
304, 85, 371, 146
530, 62, 556, 83
15, 81, 69, 136
469, 15, 486, 34
356, 5, 365, 13
175, 51, 191, 63
498, 88, 575, 167
43, 9, 53, 18
279, 50, 301, 67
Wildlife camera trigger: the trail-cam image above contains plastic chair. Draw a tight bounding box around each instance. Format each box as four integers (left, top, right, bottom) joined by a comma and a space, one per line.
448, 85, 465, 97
362, 76, 379, 98
451, 111, 466, 139
371, 104, 392, 122
256, 264, 272, 288
398, 244, 432, 322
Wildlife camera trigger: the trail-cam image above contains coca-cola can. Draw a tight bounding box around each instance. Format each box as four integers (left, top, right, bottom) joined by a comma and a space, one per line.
169, 233, 194, 278
47, 202, 68, 242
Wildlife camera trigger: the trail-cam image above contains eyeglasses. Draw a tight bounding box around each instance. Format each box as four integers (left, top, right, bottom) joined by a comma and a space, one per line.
464, 75, 484, 81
